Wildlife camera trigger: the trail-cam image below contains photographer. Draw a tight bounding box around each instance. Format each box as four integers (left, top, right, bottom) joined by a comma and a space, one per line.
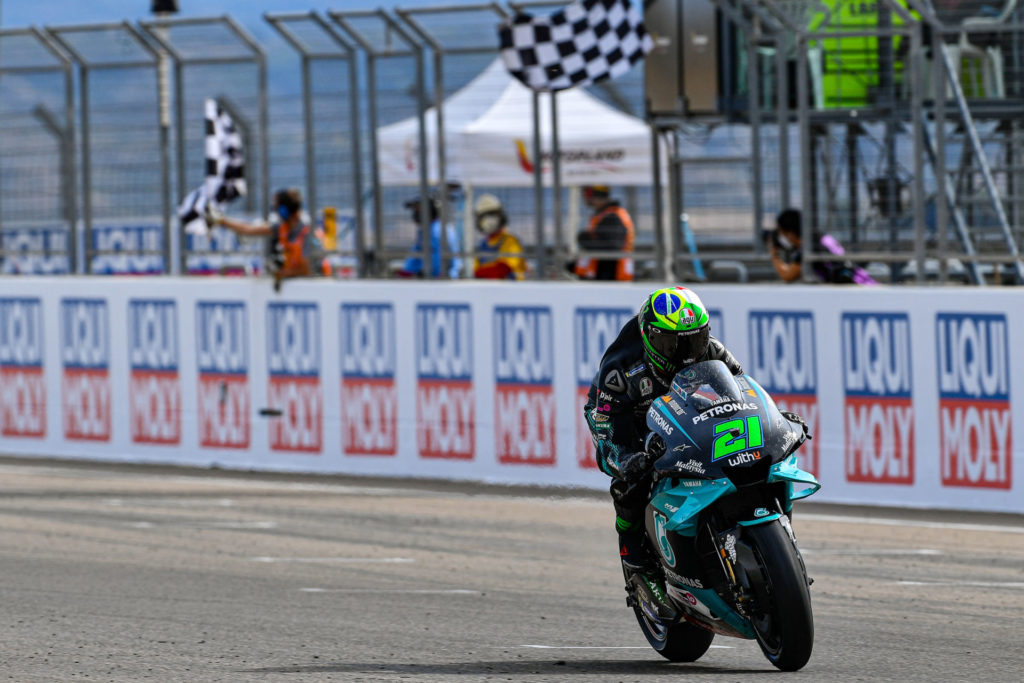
766, 208, 875, 285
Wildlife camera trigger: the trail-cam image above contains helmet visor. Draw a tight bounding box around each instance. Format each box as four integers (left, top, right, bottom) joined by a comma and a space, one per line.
646, 325, 710, 368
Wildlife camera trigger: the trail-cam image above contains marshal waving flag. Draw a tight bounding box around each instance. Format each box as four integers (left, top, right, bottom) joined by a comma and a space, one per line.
178, 98, 246, 236
499, 0, 653, 92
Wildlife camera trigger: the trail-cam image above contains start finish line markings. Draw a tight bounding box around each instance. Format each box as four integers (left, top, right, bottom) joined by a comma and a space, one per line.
251, 557, 414, 564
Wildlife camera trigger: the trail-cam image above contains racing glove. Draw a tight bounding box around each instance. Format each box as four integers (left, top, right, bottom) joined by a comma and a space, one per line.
781, 411, 813, 440
610, 451, 656, 483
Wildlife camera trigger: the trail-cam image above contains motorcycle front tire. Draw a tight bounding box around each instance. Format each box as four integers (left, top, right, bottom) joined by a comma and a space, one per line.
742, 520, 814, 671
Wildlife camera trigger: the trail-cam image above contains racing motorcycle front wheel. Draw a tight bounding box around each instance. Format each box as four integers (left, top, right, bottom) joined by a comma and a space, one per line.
740, 520, 814, 671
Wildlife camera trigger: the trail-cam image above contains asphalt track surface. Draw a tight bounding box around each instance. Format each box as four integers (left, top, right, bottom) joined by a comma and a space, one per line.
0, 458, 1022, 682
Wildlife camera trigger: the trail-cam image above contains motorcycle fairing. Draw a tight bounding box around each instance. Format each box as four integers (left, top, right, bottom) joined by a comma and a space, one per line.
768, 454, 821, 510
649, 476, 736, 537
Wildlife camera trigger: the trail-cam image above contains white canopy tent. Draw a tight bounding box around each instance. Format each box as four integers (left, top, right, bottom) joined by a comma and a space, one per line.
376, 58, 660, 188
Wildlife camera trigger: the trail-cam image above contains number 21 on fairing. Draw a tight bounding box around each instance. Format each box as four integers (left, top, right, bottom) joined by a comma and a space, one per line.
712, 416, 763, 460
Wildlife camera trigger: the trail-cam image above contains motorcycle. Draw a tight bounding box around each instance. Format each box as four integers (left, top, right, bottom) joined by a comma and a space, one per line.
625, 360, 820, 671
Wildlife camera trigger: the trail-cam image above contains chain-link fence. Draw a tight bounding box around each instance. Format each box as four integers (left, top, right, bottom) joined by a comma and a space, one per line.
3, 2, 1024, 283
0, 28, 75, 274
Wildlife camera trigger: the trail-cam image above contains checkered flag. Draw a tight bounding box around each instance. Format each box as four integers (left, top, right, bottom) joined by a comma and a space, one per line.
178, 98, 247, 236
498, 0, 653, 92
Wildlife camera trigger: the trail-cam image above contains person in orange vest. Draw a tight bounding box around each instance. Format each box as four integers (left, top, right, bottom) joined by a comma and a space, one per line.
574, 185, 634, 281
208, 188, 330, 290
472, 194, 527, 280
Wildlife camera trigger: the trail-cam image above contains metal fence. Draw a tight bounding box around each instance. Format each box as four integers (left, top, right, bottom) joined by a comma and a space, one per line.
1, 1, 1023, 284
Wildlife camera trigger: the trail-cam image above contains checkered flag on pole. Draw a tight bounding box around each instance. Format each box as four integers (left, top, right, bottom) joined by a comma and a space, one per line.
498, 0, 653, 92
178, 98, 247, 235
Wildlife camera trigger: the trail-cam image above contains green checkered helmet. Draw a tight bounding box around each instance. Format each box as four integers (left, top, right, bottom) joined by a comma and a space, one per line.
638, 286, 711, 380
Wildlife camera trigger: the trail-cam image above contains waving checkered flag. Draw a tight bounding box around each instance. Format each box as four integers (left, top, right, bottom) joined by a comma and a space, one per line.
498, 0, 653, 92
178, 98, 247, 235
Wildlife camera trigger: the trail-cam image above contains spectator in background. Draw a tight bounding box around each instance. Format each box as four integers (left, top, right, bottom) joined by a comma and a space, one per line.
574, 185, 634, 281
208, 187, 330, 290
472, 194, 526, 280
767, 208, 876, 284
396, 193, 462, 279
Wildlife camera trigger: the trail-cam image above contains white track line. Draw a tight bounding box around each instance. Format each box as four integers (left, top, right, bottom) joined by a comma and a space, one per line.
800, 513, 1024, 535
897, 580, 1024, 588
127, 520, 277, 529
300, 588, 479, 594
802, 548, 942, 556
520, 644, 734, 650
252, 556, 414, 564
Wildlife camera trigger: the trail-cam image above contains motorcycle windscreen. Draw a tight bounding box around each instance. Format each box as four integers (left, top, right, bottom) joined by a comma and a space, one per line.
646, 360, 799, 479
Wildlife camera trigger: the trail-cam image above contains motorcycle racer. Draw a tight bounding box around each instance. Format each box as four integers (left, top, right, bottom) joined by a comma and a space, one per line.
584, 286, 745, 616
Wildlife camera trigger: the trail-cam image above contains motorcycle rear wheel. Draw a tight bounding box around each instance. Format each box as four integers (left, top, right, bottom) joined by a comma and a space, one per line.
632, 602, 715, 662
743, 520, 814, 671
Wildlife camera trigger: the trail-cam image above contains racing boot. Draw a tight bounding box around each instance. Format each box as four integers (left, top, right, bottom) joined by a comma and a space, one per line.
617, 519, 677, 622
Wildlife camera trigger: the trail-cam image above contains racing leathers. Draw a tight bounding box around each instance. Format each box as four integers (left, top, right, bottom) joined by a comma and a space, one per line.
583, 314, 742, 572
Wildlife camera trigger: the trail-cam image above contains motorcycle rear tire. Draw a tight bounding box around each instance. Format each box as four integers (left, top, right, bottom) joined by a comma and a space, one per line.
632, 604, 715, 662
743, 520, 814, 671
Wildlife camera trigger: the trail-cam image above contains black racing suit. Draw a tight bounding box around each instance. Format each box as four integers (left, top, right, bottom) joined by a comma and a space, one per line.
583, 314, 743, 569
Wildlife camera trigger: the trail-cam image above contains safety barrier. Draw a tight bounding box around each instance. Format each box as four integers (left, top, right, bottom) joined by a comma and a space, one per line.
0, 277, 1019, 514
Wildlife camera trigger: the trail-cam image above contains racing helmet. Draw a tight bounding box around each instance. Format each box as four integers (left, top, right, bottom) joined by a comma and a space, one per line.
638, 286, 711, 380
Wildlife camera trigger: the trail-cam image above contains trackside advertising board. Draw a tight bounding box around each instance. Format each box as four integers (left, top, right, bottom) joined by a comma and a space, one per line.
0, 278, 1022, 514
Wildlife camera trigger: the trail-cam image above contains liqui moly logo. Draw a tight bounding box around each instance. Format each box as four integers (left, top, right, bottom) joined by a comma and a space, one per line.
196, 302, 250, 450
573, 307, 632, 469
937, 314, 1011, 489
416, 303, 474, 459
128, 299, 180, 445
60, 299, 110, 441
494, 306, 556, 466
748, 311, 819, 474
340, 303, 397, 456
842, 313, 914, 484
267, 303, 322, 453
0, 297, 46, 438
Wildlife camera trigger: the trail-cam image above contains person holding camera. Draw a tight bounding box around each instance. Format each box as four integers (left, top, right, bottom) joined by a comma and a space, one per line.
208, 187, 330, 289
767, 208, 875, 285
